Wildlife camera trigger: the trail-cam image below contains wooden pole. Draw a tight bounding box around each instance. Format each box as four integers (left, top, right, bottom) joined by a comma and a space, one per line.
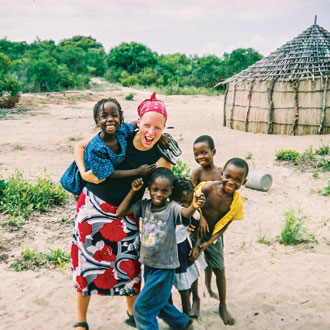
223, 84, 229, 127
245, 80, 254, 132
291, 80, 299, 135
267, 80, 275, 134
229, 82, 237, 129
318, 76, 328, 134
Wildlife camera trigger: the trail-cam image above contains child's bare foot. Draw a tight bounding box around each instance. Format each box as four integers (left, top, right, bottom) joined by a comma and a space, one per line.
189, 297, 200, 318
219, 304, 235, 325
208, 289, 219, 300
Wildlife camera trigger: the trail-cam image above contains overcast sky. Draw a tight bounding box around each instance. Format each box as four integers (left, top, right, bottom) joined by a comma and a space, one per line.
1, 0, 329, 57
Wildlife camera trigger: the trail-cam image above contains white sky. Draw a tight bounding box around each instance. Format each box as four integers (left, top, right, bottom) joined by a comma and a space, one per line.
1, 0, 329, 57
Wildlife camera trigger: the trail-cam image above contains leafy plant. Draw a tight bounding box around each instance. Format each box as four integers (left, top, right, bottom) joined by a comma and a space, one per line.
172, 160, 191, 179
257, 227, 271, 245
280, 210, 317, 245
125, 93, 135, 101
11, 247, 69, 271
322, 182, 330, 197
0, 170, 68, 218
275, 149, 300, 164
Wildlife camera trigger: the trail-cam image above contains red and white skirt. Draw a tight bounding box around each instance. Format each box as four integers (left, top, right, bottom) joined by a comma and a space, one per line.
71, 187, 141, 296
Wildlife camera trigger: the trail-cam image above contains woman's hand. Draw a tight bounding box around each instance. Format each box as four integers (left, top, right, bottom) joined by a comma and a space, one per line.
136, 164, 156, 176
197, 215, 209, 238
132, 178, 144, 191
81, 170, 105, 184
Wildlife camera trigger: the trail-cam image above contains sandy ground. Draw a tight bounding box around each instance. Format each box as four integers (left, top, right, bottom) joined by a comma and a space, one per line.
0, 86, 330, 330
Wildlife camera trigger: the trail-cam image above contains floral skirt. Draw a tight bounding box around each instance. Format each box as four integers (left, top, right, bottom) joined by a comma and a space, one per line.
71, 187, 141, 296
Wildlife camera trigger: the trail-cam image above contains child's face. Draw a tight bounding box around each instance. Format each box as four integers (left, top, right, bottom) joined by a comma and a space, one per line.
149, 176, 172, 208
222, 164, 247, 194
174, 190, 193, 208
97, 102, 121, 135
193, 141, 215, 167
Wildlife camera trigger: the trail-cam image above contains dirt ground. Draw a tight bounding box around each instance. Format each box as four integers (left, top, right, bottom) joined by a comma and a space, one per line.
0, 86, 330, 330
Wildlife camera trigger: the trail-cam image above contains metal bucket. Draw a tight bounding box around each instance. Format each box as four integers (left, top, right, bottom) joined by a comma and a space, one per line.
245, 169, 273, 192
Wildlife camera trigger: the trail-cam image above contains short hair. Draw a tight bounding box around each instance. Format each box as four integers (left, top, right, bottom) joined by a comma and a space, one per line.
193, 135, 215, 150
149, 167, 175, 186
93, 97, 124, 125
224, 158, 249, 177
171, 177, 194, 199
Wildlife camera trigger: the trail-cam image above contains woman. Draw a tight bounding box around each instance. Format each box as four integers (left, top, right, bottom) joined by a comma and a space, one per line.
71, 93, 172, 330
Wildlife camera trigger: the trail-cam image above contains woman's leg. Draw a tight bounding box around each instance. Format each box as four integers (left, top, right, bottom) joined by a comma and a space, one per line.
76, 292, 91, 329
126, 295, 137, 316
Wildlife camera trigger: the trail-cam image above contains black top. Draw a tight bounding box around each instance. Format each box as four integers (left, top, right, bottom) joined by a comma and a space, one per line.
86, 132, 161, 206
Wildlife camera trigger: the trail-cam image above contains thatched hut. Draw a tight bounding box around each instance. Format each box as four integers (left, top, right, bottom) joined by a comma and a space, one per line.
218, 21, 330, 135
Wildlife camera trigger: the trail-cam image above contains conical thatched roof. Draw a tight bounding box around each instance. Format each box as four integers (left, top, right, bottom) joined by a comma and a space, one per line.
220, 23, 330, 84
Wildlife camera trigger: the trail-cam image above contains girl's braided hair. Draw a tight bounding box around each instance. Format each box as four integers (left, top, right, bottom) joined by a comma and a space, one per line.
93, 97, 124, 125
171, 177, 194, 200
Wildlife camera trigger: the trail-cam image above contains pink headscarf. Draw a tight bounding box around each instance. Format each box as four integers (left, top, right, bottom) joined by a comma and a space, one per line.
137, 92, 167, 121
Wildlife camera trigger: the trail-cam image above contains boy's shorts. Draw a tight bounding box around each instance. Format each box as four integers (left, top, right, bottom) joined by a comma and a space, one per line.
190, 232, 224, 271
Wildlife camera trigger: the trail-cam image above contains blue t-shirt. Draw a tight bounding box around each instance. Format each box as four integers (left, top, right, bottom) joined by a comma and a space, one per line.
60, 123, 134, 195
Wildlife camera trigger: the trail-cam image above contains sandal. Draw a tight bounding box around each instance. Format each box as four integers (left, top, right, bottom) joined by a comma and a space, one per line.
124, 310, 137, 328
157, 133, 182, 165
73, 322, 89, 330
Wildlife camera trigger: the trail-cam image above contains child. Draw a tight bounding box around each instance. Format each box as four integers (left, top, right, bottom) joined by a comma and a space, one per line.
170, 177, 207, 318
60, 97, 155, 195
191, 157, 249, 325
192, 135, 223, 300
116, 167, 205, 330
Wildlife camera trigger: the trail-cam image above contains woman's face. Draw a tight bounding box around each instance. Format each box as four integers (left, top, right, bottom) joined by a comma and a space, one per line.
137, 111, 166, 150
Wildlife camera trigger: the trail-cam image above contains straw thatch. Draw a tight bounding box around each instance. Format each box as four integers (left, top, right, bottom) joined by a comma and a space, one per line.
219, 21, 330, 135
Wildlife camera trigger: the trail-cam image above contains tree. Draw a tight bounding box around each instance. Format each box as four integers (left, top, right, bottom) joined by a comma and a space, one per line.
0, 52, 22, 108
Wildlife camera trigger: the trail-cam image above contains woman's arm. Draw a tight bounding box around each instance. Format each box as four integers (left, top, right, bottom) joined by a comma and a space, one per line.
116, 178, 144, 217
156, 157, 172, 169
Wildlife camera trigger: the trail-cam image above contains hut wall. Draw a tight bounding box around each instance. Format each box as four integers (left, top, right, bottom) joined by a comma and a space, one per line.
224, 77, 329, 135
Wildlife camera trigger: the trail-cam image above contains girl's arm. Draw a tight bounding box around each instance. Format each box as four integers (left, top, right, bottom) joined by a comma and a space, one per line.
116, 178, 144, 217
181, 193, 206, 220
109, 164, 156, 179
189, 236, 202, 261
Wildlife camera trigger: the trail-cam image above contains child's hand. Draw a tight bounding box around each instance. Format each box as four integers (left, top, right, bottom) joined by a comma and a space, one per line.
187, 224, 196, 233
132, 178, 144, 191
189, 247, 200, 261
136, 164, 156, 176
158, 134, 170, 149
192, 192, 206, 209
197, 215, 209, 237
81, 170, 105, 184
199, 241, 211, 253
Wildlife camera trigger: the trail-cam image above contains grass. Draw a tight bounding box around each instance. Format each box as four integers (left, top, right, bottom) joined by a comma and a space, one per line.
279, 210, 317, 245
11, 248, 70, 271
257, 228, 271, 245
0, 170, 68, 219
67, 135, 83, 141
275, 143, 330, 171
322, 182, 330, 197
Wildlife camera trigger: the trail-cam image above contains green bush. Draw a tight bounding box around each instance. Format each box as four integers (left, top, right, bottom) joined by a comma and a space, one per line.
0, 171, 68, 218
280, 210, 317, 245
172, 160, 191, 179
275, 149, 300, 164
322, 182, 330, 197
125, 93, 135, 101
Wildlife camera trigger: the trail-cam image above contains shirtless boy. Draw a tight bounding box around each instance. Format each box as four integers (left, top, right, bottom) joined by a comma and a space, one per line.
191, 135, 223, 301
191, 157, 249, 325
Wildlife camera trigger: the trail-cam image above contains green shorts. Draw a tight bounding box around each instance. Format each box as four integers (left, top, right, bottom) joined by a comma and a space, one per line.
190, 231, 224, 271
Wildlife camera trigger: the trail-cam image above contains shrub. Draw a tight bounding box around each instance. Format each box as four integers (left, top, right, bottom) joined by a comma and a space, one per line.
0, 170, 68, 218
280, 210, 317, 245
172, 160, 191, 179
275, 149, 300, 164
322, 182, 330, 197
125, 93, 135, 101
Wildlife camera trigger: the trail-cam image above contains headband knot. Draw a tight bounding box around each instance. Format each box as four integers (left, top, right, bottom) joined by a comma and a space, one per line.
137, 92, 167, 121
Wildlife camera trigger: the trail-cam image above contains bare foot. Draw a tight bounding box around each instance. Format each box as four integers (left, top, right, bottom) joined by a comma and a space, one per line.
219, 304, 235, 325
208, 289, 219, 300
190, 297, 200, 318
